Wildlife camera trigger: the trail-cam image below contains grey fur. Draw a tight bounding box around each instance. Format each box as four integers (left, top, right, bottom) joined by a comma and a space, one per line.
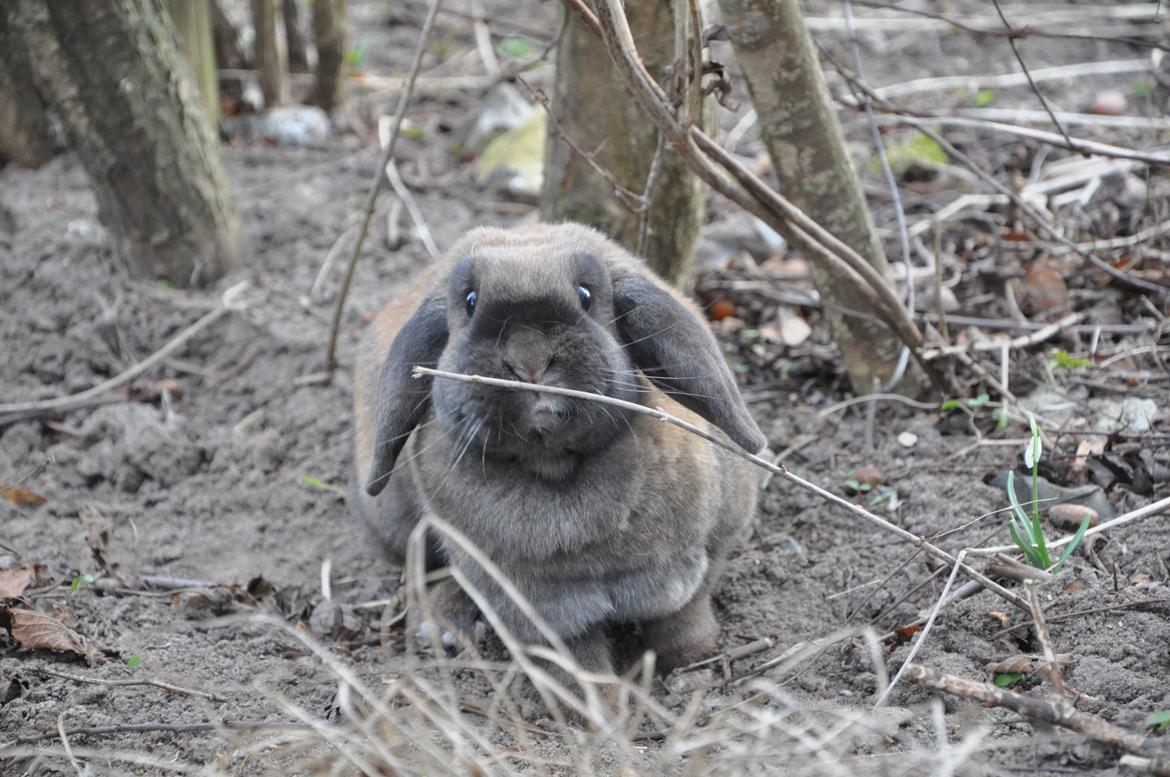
353, 223, 762, 672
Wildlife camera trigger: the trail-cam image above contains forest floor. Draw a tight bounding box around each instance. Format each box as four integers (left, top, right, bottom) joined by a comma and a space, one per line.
2, 1, 1169, 775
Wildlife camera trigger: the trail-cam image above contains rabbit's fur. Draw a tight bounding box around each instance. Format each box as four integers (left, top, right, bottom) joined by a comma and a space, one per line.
351, 223, 764, 672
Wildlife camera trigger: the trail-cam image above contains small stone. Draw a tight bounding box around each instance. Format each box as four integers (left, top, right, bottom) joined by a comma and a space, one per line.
897, 431, 918, 448
1090, 89, 1128, 116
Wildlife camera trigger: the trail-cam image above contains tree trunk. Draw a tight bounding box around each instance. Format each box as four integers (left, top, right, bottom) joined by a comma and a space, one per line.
252, 0, 286, 108
309, 0, 345, 113
210, 0, 246, 70
541, 0, 707, 288
165, 0, 219, 123
0, 6, 56, 168
10, 0, 239, 288
282, 0, 309, 73
719, 0, 906, 393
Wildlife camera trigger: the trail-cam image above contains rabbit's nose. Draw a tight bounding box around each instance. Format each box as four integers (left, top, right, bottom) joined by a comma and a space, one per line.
503, 356, 550, 384
503, 330, 552, 383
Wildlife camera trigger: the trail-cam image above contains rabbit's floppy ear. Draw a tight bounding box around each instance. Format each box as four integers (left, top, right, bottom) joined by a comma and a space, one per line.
364, 295, 448, 496
613, 273, 766, 453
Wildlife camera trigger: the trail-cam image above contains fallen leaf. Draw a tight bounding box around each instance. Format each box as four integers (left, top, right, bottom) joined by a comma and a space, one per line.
78, 505, 115, 574
986, 611, 1011, 629
3, 607, 103, 665
708, 299, 737, 322
1063, 577, 1091, 593
0, 564, 40, 599
0, 485, 47, 510
1020, 262, 1069, 313
852, 464, 884, 488
1049, 503, 1100, 531
985, 653, 1075, 675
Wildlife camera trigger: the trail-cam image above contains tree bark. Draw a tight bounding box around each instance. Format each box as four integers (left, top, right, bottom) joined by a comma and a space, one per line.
0, 6, 56, 168
309, 0, 346, 113
252, 0, 286, 108
282, 0, 309, 73
210, 0, 246, 70
719, 0, 906, 393
10, 0, 239, 288
165, 0, 219, 123
541, 0, 707, 288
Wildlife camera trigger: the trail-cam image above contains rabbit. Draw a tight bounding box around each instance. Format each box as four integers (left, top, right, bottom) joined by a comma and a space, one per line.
350, 223, 765, 674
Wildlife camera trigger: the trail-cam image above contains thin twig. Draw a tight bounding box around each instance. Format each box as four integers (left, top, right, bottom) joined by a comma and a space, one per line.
0, 282, 251, 426
989, 0, 1080, 154
323, 0, 444, 376
1024, 581, 1064, 695
34, 667, 226, 703
902, 664, 1170, 775
875, 551, 968, 706
921, 312, 1085, 360
415, 366, 1028, 612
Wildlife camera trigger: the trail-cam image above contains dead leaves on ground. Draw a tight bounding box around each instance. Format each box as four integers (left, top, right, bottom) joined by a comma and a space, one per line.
0, 606, 104, 666
0, 484, 47, 509
0, 562, 44, 599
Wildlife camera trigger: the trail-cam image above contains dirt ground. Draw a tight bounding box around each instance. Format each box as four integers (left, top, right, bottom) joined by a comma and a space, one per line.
2, 1, 1169, 775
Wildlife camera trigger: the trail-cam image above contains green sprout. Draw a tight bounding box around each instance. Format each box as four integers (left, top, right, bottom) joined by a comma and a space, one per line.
994, 673, 1022, 688
1005, 416, 1090, 572
1049, 349, 1092, 370
973, 89, 996, 107
1146, 710, 1170, 733
126, 656, 142, 669
70, 573, 96, 593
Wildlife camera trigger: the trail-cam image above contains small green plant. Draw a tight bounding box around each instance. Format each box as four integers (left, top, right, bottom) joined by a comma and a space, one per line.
1133, 79, 1155, 99
994, 673, 1022, 688
299, 474, 347, 500
1005, 416, 1090, 572
843, 478, 871, 494
1146, 710, 1170, 733
1049, 349, 1092, 370
126, 655, 142, 669
973, 88, 996, 107
345, 43, 368, 69
498, 36, 535, 59
70, 573, 96, 593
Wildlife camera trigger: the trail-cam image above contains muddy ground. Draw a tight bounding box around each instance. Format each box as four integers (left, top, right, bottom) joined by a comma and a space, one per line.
2, 1, 1169, 775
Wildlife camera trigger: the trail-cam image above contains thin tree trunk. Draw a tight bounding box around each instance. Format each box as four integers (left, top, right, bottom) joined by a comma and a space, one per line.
252, 0, 286, 108
210, 0, 246, 70
165, 0, 219, 123
282, 0, 309, 73
0, 5, 56, 168
309, 0, 345, 113
10, 0, 239, 288
541, 0, 707, 288
719, 0, 907, 393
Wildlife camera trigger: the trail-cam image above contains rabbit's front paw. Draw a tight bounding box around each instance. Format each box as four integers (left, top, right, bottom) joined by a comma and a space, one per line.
409, 577, 484, 654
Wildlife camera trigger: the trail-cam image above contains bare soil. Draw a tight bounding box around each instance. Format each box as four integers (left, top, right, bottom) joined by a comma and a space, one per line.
2, 1, 1169, 775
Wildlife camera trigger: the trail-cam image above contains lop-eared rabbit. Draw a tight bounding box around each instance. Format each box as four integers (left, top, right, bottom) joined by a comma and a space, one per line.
351, 223, 764, 673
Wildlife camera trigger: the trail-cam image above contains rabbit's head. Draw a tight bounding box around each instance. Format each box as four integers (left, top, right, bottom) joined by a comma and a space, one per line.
364, 224, 764, 494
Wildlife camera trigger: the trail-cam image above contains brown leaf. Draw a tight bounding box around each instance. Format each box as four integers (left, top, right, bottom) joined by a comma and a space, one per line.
1049, 503, 1100, 531
986, 611, 1011, 629
4, 607, 104, 665
707, 299, 737, 322
852, 464, 884, 488
78, 505, 115, 574
1020, 262, 1069, 313
984, 653, 1075, 675
0, 564, 40, 599
0, 485, 47, 509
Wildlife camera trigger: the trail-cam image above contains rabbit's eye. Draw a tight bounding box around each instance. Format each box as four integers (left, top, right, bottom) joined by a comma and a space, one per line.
465, 290, 477, 317
577, 285, 592, 310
